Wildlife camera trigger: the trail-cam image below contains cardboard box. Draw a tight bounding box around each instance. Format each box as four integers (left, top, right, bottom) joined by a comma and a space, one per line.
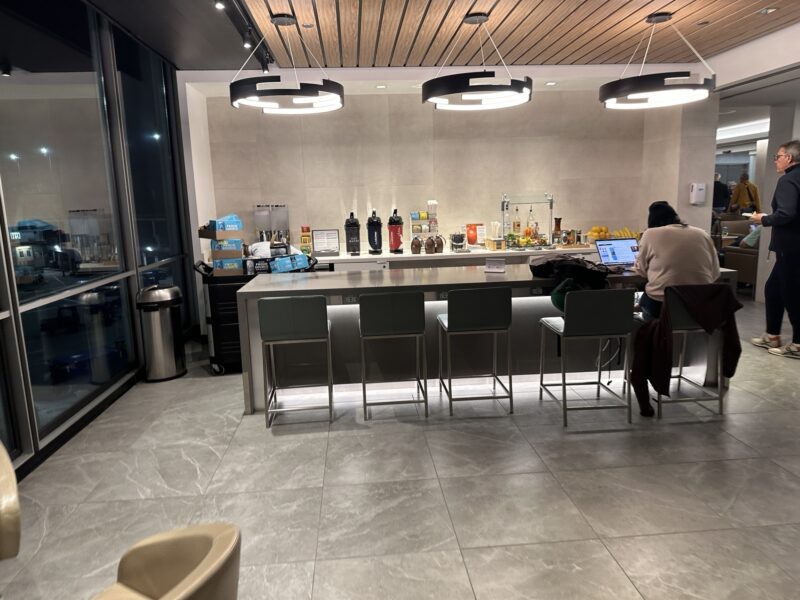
211, 238, 243, 251
198, 226, 243, 241
210, 249, 242, 260
208, 213, 243, 232
212, 258, 243, 273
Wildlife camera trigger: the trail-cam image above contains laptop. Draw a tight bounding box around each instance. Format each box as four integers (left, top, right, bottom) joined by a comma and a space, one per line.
595, 238, 640, 268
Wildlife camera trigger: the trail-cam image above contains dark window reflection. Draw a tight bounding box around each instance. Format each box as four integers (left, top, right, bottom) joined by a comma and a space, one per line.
113, 28, 182, 266
0, 341, 20, 458
22, 282, 135, 436
0, 0, 123, 304
141, 259, 188, 327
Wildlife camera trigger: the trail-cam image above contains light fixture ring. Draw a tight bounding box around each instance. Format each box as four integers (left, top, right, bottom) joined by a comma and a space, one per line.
422, 71, 532, 111
599, 71, 715, 110
230, 75, 344, 115
646, 12, 673, 24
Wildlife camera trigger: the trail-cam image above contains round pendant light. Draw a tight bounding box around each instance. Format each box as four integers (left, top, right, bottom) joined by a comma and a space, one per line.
599, 12, 715, 110
422, 13, 532, 112
228, 14, 344, 116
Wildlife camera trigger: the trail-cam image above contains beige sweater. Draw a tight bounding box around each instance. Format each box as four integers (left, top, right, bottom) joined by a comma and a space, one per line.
634, 224, 720, 301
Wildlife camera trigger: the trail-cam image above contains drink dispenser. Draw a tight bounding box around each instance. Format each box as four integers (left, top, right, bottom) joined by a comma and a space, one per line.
367, 210, 382, 255
388, 209, 403, 254
344, 212, 360, 255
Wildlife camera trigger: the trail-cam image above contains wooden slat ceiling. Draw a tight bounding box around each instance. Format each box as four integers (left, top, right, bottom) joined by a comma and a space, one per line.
242, 0, 800, 68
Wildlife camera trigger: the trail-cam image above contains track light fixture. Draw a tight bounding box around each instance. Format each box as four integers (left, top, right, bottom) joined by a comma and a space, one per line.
242, 27, 254, 49
422, 13, 532, 112
599, 12, 715, 110
229, 14, 344, 116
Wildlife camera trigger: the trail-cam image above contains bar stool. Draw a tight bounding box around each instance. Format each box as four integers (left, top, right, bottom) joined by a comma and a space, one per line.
359, 291, 428, 420
437, 287, 513, 415
654, 287, 725, 418
258, 296, 333, 428
539, 288, 634, 426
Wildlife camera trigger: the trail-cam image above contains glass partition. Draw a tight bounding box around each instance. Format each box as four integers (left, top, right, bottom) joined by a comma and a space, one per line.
0, 342, 20, 458
0, 0, 123, 304
21, 281, 135, 437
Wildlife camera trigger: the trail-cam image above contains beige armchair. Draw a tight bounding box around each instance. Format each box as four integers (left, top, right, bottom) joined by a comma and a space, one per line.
0, 443, 21, 561
94, 523, 241, 600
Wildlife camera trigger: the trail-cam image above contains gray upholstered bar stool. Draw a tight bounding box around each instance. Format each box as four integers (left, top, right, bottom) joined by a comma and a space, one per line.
437, 286, 513, 416
539, 288, 635, 426
258, 296, 333, 428
654, 287, 725, 418
359, 291, 428, 420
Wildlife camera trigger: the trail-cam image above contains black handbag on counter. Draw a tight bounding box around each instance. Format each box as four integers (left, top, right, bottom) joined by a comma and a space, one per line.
530, 255, 610, 290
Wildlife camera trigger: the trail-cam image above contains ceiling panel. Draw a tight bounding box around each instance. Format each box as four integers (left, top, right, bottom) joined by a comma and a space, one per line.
242, 0, 800, 68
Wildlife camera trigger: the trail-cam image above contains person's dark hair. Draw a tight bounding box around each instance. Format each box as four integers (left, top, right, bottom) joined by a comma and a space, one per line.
740, 173, 749, 182
647, 201, 682, 228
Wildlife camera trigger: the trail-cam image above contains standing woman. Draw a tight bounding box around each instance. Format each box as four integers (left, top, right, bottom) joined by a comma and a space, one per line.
750, 140, 800, 358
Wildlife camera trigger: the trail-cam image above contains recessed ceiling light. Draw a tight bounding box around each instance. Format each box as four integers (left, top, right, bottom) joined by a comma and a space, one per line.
759, 7, 777, 14
9, 153, 19, 161
302, 23, 314, 29
697, 20, 711, 26
39, 147, 49, 155
214, 1, 225, 9
545, 81, 557, 86
375, 84, 387, 89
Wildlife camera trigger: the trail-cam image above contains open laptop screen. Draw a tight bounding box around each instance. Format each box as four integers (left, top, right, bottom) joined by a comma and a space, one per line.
595, 238, 639, 266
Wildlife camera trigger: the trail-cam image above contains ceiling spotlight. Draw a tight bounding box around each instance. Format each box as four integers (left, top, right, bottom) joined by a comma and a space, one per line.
422, 13, 532, 112
759, 7, 777, 15
599, 12, 715, 110
214, 1, 225, 9
545, 81, 557, 86
1, 63, 10, 77
697, 20, 711, 26
375, 85, 387, 89
229, 14, 344, 116
9, 153, 19, 161
151, 133, 161, 140
302, 23, 314, 29
39, 147, 49, 155
243, 27, 254, 49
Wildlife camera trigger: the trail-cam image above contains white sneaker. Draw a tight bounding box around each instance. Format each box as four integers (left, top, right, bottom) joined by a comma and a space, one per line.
751, 334, 781, 349
768, 343, 800, 359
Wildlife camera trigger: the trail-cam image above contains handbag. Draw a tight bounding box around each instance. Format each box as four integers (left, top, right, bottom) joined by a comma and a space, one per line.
551, 278, 584, 312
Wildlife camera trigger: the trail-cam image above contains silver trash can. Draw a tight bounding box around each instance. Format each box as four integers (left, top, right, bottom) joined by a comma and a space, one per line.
77, 290, 112, 385
136, 285, 187, 382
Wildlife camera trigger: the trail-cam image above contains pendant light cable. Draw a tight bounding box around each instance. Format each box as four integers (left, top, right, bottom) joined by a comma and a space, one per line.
669, 23, 715, 74
230, 35, 267, 83
620, 30, 647, 79
434, 25, 467, 78
479, 25, 486, 69
639, 22, 656, 76
286, 34, 301, 89
482, 24, 513, 80
296, 30, 330, 79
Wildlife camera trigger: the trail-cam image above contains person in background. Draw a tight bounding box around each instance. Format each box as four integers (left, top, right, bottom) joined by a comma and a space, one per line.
729, 173, 761, 214
713, 172, 731, 213
731, 224, 762, 249
634, 201, 720, 320
750, 139, 800, 358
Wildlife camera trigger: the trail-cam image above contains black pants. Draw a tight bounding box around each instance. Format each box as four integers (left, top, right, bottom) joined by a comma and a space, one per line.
640, 292, 662, 322
765, 251, 800, 344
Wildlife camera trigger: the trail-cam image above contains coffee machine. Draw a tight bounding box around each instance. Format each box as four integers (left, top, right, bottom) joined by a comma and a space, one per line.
255, 204, 290, 246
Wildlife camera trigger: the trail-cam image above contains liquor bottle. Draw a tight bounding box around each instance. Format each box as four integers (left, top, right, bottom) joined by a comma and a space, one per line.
512, 206, 521, 234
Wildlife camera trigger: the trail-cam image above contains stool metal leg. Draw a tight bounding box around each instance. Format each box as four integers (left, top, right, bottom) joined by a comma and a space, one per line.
438, 324, 443, 393
263, 342, 271, 428
624, 334, 632, 424
492, 332, 498, 393
361, 336, 368, 420
447, 332, 454, 416
717, 337, 724, 415
596, 339, 603, 398
677, 332, 687, 390
327, 336, 334, 423
507, 330, 514, 414
421, 334, 429, 417
539, 324, 546, 401
561, 336, 568, 427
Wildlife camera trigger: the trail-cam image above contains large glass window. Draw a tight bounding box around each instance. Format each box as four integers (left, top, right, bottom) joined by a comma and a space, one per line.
22, 281, 135, 437
113, 28, 182, 266
0, 0, 123, 303
0, 340, 20, 458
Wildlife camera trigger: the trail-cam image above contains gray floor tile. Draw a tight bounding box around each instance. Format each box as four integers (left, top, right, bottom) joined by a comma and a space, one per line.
329, 402, 427, 437
532, 425, 757, 471
198, 489, 322, 566
425, 420, 546, 477
313, 551, 474, 600
555, 465, 732, 537
233, 413, 330, 444
743, 524, 800, 582
324, 432, 436, 485
440, 473, 595, 548
86, 441, 227, 501
606, 529, 797, 599
207, 437, 328, 494
239, 562, 314, 600
771, 455, 800, 478
463, 540, 642, 600
21, 497, 200, 581
663, 459, 800, 527
317, 479, 457, 559
722, 411, 800, 455
1, 574, 111, 600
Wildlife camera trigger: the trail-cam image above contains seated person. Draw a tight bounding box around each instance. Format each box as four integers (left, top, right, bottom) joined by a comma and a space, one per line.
730, 224, 761, 249
634, 201, 721, 320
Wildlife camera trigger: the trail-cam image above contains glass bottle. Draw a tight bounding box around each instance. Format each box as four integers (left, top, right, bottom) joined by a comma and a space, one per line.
512, 207, 521, 234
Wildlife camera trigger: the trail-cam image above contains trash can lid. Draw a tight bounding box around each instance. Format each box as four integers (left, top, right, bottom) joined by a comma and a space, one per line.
136, 285, 182, 308
76, 291, 103, 306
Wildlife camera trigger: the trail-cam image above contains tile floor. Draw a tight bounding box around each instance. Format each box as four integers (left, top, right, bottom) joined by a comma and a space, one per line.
4, 299, 800, 599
